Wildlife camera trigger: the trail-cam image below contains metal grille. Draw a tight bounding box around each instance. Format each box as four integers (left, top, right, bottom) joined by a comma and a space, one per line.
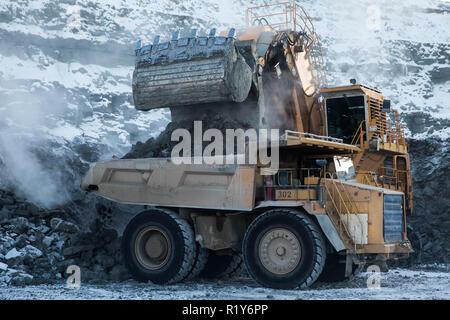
383, 195, 404, 242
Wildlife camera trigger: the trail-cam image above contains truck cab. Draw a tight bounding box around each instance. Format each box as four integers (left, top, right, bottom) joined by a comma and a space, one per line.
320, 84, 413, 214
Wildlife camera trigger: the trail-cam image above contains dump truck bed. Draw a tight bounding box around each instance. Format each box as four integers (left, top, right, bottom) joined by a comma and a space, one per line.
81, 158, 257, 211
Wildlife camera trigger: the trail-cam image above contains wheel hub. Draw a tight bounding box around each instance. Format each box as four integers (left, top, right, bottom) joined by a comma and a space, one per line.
135, 226, 171, 270
276, 246, 286, 256
258, 228, 301, 275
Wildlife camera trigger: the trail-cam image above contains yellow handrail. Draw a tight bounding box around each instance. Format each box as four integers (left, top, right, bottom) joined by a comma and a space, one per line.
245, 2, 328, 88
351, 120, 365, 146
323, 172, 365, 250
323, 182, 354, 248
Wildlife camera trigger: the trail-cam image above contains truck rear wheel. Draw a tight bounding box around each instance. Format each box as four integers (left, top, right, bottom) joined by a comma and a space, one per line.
199, 251, 245, 279
185, 246, 209, 280
243, 209, 326, 289
122, 209, 196, 284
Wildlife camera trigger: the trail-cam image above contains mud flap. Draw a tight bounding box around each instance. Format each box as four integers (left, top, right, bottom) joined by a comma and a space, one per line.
345, 254, 362, 278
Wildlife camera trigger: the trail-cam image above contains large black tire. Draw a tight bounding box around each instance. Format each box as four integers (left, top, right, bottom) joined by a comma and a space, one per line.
199, 251, 245, 279
122, 208, 196, 284
185, 246, 210, 280
243, 209, 326, 289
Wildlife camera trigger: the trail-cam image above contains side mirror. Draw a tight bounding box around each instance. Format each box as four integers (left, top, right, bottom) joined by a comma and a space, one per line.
382, 99, 391, 112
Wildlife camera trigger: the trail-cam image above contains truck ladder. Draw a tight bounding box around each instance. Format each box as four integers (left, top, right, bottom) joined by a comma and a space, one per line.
322, 173, 365, 252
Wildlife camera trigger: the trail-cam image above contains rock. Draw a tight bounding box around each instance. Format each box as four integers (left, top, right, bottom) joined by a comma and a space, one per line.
47, 252, 63, 266
55, 240, 65, 251
0, 262, 8, 271
8, 217, 29, 233
13, 234, 29, 249
0, 235, 14, 252
26, 203, 41, 217
30, 233, 44, 250
50, 218, 80, 233
6, 268, 20, 276
56, 258, 78, 273
37, 225, 50, 234
0, 195, 15, 206
22, 245, 43, 260
0, 274, 11, 284
5, 248, 22, 260
95, 254, 115, 268
109, 264, 130, 282
42, 235, 54, 248
62, 244, 95, 256
10, 272, 33, 286
5, 248, 23, 267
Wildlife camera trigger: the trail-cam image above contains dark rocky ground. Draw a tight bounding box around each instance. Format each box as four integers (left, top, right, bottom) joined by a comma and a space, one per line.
0, 189, 132, 285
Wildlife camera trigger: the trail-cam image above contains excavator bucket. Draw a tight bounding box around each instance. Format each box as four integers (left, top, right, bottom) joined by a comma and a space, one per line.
132, 28, 253, 111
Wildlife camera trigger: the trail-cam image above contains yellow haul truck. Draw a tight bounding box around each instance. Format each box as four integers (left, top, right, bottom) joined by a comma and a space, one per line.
81, 3, 413, 289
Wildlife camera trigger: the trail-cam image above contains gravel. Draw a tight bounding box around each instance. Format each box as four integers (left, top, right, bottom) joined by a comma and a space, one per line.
0, 265, 448, 300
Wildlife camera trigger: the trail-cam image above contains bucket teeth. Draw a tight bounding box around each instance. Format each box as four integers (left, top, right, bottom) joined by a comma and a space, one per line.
132, 28, 253, 111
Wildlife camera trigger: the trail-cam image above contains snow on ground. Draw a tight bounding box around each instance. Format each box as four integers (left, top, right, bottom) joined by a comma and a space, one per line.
0, 266, 449, 300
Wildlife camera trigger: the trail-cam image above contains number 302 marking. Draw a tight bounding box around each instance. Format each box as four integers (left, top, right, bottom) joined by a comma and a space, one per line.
277, 190, 293, 199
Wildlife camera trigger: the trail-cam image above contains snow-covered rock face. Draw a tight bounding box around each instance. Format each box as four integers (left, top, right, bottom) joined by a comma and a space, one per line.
0, 1, 174, 207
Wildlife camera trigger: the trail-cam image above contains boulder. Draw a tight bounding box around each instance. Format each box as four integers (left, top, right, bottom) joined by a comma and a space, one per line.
10, 272, 34, 286
22, 245, 43, 260
42, 235, 54, 248
8, 217, 29, 233
0, 261, 8, 271
13, 234, 29, 249
5, 248, 23, 267
50, 218, 80, 233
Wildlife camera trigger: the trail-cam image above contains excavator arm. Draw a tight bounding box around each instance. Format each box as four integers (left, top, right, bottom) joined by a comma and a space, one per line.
131, 3, 327, 134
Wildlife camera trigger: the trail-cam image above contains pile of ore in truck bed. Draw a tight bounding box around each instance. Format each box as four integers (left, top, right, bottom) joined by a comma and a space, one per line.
123, 114, 253, 159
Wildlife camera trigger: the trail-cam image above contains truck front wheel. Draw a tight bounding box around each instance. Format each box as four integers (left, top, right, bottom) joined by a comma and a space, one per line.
243, 209, 326, 289
122, 209, 196, 284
